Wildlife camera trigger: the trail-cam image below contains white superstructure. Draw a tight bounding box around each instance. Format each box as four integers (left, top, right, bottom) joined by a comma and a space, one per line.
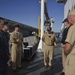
57, 0, 75, 30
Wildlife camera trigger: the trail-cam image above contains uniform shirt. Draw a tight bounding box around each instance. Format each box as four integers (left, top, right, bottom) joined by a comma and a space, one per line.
65, 23, 75, 54
10, 31, 23, 44
61, 26, 70, 44
42, 32, 57, 46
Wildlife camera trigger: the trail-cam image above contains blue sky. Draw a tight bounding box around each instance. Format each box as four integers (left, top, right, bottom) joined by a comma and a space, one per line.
0, 0, 64, 32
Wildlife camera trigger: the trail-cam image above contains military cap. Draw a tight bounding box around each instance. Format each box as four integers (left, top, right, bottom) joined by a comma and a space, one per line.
68, 9, 75, 16
62, 18, 69, 23
13, 24, 20, 28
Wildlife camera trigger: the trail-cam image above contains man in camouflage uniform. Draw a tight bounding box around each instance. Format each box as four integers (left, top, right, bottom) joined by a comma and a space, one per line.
10, 24, 23, 71
42, 27, 57, 69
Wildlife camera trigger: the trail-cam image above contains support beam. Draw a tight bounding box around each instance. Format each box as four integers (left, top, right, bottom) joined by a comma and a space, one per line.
37, 0, 45, 52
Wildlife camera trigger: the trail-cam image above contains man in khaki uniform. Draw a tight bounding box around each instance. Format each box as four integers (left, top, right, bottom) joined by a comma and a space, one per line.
63, 9, 75, 75
42, 27, 57, 69
10, 24, 23, 71
61, 18, 70, 75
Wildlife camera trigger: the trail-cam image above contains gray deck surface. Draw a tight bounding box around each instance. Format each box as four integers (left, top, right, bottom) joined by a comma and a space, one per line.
7, 43, 62, 75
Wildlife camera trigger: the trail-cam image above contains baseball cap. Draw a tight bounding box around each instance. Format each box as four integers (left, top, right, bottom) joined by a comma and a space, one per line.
68, 9, 75, 16
62, 18, 69, 23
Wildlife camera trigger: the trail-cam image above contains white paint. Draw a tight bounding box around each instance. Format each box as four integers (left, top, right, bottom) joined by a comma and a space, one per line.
37, 0, 47, 52
64, 0, 75, 18
61, 0, 75, 31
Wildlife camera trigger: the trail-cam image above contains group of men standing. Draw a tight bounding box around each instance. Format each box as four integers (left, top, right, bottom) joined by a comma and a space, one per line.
0, 9, 75, 75
0, 17, 23, 75
42, 9, 75, 75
